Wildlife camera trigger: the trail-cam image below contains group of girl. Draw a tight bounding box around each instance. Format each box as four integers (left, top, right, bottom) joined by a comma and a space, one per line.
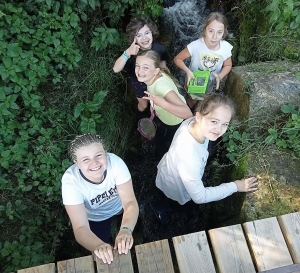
61, 13, 258, 265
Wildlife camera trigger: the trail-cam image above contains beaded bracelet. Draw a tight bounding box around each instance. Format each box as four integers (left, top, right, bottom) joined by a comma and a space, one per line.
122, 51, 130, 61
120, 226, 132, 233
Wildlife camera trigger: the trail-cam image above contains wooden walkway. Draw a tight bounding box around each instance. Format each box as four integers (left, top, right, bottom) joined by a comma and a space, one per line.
17, 212, 300, 273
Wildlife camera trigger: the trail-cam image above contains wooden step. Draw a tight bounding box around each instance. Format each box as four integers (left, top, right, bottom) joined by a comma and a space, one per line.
208, 224, 256, 273
278, 212, 300, 263
95, 249, 134, 273
173, 231, 216, 273
243, 217, 293, 272
17, 263, 55, 273
57, 255, 94, 273
135, 239, 174, 273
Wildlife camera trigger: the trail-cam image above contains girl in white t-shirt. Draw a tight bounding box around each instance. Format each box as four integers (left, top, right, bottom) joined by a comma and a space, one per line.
61, 133, 139, 264
174, 12, 233, 106
151, 94, 258, 223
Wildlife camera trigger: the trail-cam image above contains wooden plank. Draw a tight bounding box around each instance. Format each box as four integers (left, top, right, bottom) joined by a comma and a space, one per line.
95, 249, 134, 273
135, 239, 174, 273
278, 212, 300, 263
208, 224, 256, 273
17, 263, 55, 273
243, 217, 293, 272
57, 255, 95, 273
172, 231, 216, 273
260, 263, 300, 273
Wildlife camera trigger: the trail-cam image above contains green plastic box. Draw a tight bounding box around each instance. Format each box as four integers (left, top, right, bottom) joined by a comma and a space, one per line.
188, 70, 211, 100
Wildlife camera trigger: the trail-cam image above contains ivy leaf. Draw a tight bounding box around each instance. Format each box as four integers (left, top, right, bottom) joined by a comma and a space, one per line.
80, 118, 96, 133
81, 12, 88, 22
2, 56, 12, 68
0, 67, 9, 80
74, 103, 85, 118
281, 104, 296, 114
88, 0, 96, 10
46, 0, 52, 7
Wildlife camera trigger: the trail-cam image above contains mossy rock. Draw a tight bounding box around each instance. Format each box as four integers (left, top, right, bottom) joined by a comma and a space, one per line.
240, 147, 300, 222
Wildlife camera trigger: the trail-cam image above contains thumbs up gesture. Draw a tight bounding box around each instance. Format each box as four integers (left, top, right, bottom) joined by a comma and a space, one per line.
126, 38, 140, 56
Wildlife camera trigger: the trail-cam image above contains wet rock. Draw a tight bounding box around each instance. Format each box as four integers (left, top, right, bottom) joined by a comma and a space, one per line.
226, 61, 300, 221
226, 61, 300, 121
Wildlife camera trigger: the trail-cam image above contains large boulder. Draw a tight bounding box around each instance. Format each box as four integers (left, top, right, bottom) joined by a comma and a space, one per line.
225, 61, 300, 222
226, 61, 300, 120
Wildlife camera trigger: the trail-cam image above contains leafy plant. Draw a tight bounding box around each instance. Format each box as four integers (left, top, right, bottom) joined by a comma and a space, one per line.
223, 104, 300, 162
91, 26, 122, 51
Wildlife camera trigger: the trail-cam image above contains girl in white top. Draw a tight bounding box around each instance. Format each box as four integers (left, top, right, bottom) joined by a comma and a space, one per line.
174, 12, 233, 105
61, 134, 139, 264
152, 94, 258, 221
135, 50, 192, 159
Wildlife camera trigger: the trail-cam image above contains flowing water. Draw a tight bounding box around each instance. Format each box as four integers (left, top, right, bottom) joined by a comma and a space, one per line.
160, 0, 209, 86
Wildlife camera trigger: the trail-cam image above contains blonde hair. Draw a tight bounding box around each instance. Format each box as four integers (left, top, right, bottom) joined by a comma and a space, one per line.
69, 133, 105, 162
201, 12, 229, 39
137, 50, 181, 89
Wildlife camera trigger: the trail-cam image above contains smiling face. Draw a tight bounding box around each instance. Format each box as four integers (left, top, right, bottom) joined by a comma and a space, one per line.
75, 142, 108, 183
135, 55, 160, 86
203, 20, 225, 50
135, 25, 153, 50
195, 105, 232, 142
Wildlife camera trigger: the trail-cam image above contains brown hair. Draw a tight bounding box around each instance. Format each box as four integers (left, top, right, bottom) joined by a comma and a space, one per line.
195, 94, 235, 118
126, 17, 159, 43
137, 50, 181, 89
201, 12, 229, 39
69, 133, 106, 162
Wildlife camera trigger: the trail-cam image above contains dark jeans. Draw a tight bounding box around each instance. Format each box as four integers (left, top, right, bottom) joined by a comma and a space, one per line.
168, 198, 197, 213
155, 122, 181, 160
89, 217, 113, 243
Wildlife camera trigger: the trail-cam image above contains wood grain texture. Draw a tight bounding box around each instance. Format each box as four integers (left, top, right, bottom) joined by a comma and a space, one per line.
172, 231, 216, 273
278, 212, 300, 263
260, 263, 300, 273
243, 217, 293, 272
17, 263, 55, 273
208, 224, 256, 273
135, 239, 174, 273
57, 255, 94, 273
95, 249, 134, 273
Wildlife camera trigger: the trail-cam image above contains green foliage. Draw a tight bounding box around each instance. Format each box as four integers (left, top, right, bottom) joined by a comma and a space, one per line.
265, 0, 300, 38
236, 0, 300, 63
0, 0, 161, 271
223, 104, 300, 163
74, 91, 107, 133
91, 27, 122, 51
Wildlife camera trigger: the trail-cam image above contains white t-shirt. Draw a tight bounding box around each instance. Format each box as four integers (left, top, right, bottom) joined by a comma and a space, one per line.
156, 117, 237, 205
61, 153, 131, 221
187, 38, 233, 79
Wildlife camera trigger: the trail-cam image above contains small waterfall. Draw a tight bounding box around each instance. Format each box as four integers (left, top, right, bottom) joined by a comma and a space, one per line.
160, 0, 209, 85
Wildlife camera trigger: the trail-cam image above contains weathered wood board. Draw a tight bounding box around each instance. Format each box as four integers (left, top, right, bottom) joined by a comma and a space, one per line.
57, 255, 94, 273
243, 217, 293, 272
173, 231, 216, 273
95, 249, 134, 273
17, 263, 55, 273
209, 224, 256, 273
135, 239, 174, 273
278, 212, 300, 263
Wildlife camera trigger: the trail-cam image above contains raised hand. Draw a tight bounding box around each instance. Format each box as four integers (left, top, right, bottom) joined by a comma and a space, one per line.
126, 38, 140, 56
